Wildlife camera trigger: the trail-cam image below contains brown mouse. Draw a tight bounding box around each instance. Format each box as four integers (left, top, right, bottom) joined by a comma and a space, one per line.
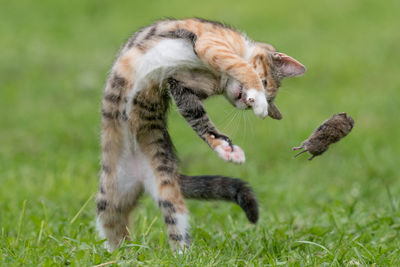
293, 112, 354, 160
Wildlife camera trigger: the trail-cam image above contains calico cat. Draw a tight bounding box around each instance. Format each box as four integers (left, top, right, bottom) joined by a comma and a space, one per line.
97, 18, 306, 252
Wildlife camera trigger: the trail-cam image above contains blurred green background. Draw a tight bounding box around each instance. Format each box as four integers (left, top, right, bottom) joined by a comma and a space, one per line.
1, 0, 399, 265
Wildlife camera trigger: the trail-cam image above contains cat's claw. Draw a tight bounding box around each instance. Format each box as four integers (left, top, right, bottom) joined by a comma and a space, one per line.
214, 140, 245, 164
246, 89, 268, 119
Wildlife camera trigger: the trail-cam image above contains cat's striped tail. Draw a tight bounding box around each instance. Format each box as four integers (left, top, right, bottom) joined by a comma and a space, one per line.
178, 174, 259, 223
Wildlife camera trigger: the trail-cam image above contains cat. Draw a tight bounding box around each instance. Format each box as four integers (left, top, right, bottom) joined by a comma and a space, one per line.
96, 18, 306, 252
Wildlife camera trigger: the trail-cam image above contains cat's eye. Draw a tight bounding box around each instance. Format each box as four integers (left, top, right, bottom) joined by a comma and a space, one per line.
262, 79, 268, 87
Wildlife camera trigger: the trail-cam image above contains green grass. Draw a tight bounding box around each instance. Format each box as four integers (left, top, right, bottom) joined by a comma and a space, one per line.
1, 0, 400, 265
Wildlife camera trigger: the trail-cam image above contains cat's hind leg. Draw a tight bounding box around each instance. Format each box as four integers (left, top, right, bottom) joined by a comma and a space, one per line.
97, 118, 143, 251
137, 127, 190, 252
96, 158, 143, 251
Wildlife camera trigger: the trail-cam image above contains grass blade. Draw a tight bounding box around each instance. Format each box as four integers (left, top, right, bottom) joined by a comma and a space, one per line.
70, 194, 94, 224
295, 240, 333, 256
15, 200, 27, 246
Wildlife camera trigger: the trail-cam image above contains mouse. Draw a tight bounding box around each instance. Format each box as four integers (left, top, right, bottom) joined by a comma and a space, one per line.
293, 112, 354, 160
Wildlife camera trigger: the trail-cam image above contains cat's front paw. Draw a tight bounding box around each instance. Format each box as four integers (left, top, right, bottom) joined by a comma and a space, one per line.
246, 89, 268, 119
214, 140, 245, 164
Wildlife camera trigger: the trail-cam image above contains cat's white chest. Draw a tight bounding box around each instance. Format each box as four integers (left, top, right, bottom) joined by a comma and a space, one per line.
137, 38, 202, 78
126, 39, 207, 115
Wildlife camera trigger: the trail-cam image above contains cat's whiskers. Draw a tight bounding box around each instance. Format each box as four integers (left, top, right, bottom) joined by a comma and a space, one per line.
232, 109, 243, 139
216, 107, 236, 126
246, 110, 255, 137
241, 110, 247, 146
221, 109, 240, 133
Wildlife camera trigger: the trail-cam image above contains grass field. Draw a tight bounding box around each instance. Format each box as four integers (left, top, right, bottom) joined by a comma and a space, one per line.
1, 0, 400, 265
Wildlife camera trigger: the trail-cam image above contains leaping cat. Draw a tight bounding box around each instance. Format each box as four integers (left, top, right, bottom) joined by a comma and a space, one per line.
96, 18, 306, 251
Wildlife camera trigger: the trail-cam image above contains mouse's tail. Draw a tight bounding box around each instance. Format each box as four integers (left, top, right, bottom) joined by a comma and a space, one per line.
178, 174, 258, 223
294, 149, 308, 158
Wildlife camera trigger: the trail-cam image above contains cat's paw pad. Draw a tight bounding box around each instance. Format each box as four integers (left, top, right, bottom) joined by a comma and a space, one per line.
230, 145, 246, 164
246, 89, 268, 119
214, 141, 245, 164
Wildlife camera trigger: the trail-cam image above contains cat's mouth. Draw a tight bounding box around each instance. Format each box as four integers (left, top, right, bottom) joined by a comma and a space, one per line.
236, 86, 247, 103
237, 90, 243, 101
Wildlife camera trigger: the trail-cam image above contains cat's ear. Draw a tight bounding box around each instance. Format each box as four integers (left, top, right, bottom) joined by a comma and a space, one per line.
270, 52, 306, 78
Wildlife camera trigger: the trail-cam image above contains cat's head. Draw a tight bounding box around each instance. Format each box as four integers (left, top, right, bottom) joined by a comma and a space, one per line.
224, 43, 306, 120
